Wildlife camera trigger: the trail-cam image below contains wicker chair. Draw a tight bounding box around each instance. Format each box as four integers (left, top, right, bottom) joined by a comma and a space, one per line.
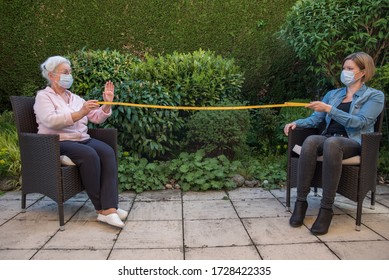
286, 109, 384, 231
10, 96, 118, 230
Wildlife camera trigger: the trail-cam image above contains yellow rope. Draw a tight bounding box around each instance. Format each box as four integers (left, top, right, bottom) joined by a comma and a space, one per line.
97, 101, 309, 110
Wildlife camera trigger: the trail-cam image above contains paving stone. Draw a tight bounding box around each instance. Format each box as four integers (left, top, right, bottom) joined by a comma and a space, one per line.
183, 190, 228, 201
129, 200, 182, 221
183, 200, 238, 220
257, 243, 339, 260
184, 219, 251, 248
115, 220, 182, 249
135, 189, 181, 202
0, 249, 37, 260
232, 198, 290, 218
109, 248, 184, 260
0, 220, 59, 249
242, 217, 319, 245
185, 246, 260, 260
303, 214, 385, 242
228, 187, 274, 200
32, 249, 110, 260
326, 240, 389, 259
359, 213, 389, 240
43, 221, 120, 250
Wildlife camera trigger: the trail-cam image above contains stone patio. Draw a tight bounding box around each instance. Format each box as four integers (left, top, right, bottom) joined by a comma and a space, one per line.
0, 186, 389, 260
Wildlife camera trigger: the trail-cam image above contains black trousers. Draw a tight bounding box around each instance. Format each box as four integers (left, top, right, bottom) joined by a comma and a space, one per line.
297, 135, 361, 209
60, 138, 118, 211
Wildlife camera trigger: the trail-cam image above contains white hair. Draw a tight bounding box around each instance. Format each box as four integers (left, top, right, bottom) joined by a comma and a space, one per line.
41, 56, 71, 85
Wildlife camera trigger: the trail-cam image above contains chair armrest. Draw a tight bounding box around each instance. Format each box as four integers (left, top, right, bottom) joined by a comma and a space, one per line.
360, 133, 382, 167
359, 132, 382, 194
19, 132, 61, 167
18, 133, 62, 198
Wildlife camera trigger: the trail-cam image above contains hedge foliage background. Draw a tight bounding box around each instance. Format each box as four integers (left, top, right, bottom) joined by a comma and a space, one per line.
0, 0, 301, 112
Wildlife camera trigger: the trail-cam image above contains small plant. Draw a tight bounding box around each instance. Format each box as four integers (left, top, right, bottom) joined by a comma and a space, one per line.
117, 149, 241, 193
237, 154, 287, 190
118, 152, 167, 193
167, 150, 240, 191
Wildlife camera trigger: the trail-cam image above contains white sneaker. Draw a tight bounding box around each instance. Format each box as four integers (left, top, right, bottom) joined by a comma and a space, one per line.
116, 208, 128, 221
97, 213, 124, 228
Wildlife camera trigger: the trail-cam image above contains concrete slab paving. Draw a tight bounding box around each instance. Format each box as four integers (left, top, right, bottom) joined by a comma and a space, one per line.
326, 240, 389, 259
0, 186, 388, 260
109, 248, 184, 260
129, 200, 182, 221
32, 249, 111, 260
183, 200, 238, 219
184, 219, 252, 248
257, 243, 339, 260
114, 220, 182, 249
185, 246, 261, 260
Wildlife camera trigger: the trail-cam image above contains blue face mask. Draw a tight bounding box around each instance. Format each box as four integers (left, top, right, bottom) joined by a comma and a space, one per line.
340, 70, 362, 87
57, 74, 73, 89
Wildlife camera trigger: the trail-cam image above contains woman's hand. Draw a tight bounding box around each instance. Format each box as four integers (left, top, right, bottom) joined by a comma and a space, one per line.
306, 101, 331, 113
284, 122, 296, 136
102, 81, 114, 113
103, 81, 115, 102
80, 100, 99, 115
72, 99, 99, 122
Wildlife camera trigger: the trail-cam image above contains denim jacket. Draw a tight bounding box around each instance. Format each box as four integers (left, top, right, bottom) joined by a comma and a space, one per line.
294, 85, 385, 144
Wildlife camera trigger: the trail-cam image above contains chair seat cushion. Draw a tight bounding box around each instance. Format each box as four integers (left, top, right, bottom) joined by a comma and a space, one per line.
60, 155, 76, 166
292, 145, 360, 165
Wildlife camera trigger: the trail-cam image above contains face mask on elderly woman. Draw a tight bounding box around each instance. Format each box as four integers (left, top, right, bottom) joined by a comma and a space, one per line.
56, 74, 74, 89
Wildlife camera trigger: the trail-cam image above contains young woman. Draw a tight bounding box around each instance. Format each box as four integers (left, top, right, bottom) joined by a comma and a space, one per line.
283, 52, 385, 235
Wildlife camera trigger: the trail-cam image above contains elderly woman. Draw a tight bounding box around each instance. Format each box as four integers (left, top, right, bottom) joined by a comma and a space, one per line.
283, 52, 384, 235
34, 55, 127, 228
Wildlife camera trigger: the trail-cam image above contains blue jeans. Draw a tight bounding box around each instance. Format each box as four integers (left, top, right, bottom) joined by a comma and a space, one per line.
297, 135, 361, 209
60, 138, 118, 211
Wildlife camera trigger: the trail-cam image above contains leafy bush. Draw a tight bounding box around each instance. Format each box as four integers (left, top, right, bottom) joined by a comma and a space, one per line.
97, 80, 184, 159
0, 111, 21, 189
185, 101, 251, 159
131, 49, 244, 106
279, 0, 388, 86
67, 49, 141, 97
247, 109, 280, 155
370, 64, 389, 100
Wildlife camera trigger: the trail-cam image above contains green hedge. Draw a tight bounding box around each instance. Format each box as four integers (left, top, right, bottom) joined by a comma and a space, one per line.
0, 0, 297, 112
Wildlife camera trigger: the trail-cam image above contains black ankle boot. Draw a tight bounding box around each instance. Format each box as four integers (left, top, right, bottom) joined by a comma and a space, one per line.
310, 207, 333, 235
289, 200, 308, 227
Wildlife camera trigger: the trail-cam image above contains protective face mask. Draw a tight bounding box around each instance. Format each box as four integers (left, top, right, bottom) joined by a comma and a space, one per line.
57, 74, 73, 89
340, 70, 359, 87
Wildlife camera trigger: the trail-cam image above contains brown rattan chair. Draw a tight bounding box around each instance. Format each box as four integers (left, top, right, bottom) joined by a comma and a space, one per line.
10, 95, 118, 230
286, 109, 384, 231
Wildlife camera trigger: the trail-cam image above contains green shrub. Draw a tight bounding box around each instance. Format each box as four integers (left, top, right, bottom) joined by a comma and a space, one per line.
185, 101, 251, 159
0, 111, 21, 188
131, 49, 244, 106
67, 49, 141, 97
98, 80, 184, 159
279, 0, 388, 87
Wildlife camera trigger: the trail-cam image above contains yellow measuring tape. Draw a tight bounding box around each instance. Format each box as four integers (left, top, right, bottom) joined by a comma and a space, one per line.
98, 101, 309, 110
